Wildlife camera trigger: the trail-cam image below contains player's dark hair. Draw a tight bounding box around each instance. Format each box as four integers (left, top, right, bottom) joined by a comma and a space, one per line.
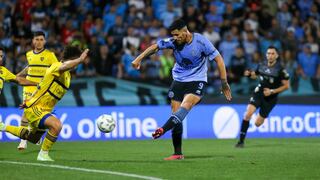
267, 46, 279, 54
62, 45, 82, 61
168, 19, 187, 32
33, 31, 45, 38
0, 46, 4, 52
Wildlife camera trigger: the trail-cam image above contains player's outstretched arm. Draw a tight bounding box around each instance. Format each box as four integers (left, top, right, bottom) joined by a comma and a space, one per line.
214, 54, 232, 101
16, 66, 29, 77
59, 49, 89, 73
132, 44, 159, 70
13, 77, 37, 86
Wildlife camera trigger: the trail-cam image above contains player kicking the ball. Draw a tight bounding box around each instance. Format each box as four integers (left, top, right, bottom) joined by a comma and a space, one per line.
132, 19, 231, 160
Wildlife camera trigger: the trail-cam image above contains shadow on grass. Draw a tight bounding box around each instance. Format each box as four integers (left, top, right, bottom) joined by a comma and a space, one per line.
187, 155, 235, 160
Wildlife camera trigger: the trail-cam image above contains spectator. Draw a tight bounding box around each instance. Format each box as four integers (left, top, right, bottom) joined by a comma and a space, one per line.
109, 15, 126, 46
122, 26, 140, 51
283, 50, 298, 92
242, 30, 259, 60
281, 27, 299, 56
202, 23, 221, 46
290, 17, 304, 42
205, 4, 223, 30
276, 3, 292, 30
142, 55, 161, 81
160, 1, 179, 28
305, 34, 319, 54
119, 43, 140, 79
218, 33, 239, 67
228, 47, 247, 84
159, 49, 174, 83
297, 44, 320, 92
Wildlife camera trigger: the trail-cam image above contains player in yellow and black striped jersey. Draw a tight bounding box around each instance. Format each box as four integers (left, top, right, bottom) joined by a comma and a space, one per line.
16, 31, 59, 150
0, 47, 37, 94
1, 46, 89, 161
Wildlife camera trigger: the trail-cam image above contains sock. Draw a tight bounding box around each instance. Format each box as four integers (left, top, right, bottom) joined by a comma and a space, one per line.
162, 116, 177, 132
239, 120, 250, 143
19, 121, 28, 143
162, 107, 189, 132
20, 120, 29, 127
172, 123, 183, 155
41, 131, 58, 151
5, 125, 28, 138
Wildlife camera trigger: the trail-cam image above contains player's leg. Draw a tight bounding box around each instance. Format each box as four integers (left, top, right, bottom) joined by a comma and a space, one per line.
17, 113, 29, 150
164, 100, 185, 160
152, 81, 183, 139
163, 96, 201, 160
236, 91, 261, 148
37, 115, 62, 161
153, 81, 205, 138
153, 93, 201, 138
19, 90, 31, 150
236, 104, 257, 148
254, 114, 265, 127
256, 97, 278, 127
0, 122, 28, 139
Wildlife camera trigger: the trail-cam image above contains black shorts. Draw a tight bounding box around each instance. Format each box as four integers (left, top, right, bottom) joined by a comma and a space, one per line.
249, 90, 278, 118
168, 80, 207, 102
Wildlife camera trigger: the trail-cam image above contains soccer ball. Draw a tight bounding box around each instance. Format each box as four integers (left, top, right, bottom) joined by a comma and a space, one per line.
96, 114, 116, 133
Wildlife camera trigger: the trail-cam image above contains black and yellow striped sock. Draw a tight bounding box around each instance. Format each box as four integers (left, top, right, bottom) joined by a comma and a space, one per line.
5, 126, 29, 139
41, 131, 58, 151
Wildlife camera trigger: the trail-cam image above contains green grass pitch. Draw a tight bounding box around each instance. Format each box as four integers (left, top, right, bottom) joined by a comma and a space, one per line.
0, 138, 319, 179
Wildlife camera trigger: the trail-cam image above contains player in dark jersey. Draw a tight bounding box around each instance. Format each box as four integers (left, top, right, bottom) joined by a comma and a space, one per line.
132, 19, 231, 160
235, 46, 290, 148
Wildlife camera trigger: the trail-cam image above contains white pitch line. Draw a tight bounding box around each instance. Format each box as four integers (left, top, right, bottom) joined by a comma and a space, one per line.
0, 160, 163, 180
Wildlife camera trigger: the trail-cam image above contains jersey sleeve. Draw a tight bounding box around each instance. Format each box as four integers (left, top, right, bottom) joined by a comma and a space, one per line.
3, 67, 16, 81
279, 68, 290, 80
156, 38, 175, 50
203, 36, 220, 61
47, 62, 62, 77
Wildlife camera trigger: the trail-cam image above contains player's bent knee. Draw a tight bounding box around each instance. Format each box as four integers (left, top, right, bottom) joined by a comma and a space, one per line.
255, 119, 264, 127
244, 113, 252, 121
255, 121, 262, 127
53, 122, 62, 133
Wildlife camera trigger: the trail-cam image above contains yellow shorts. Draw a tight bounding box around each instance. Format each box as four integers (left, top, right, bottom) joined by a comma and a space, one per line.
24, 106, 53, 129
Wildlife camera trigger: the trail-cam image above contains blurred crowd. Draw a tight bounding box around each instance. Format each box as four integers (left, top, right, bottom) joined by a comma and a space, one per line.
0, 0, 319, 93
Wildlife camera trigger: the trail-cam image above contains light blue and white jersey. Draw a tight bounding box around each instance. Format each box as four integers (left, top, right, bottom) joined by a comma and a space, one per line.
157, 33, 220, 82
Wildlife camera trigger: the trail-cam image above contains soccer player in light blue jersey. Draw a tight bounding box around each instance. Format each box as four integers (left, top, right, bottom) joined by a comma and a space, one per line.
132, 19, 232, 160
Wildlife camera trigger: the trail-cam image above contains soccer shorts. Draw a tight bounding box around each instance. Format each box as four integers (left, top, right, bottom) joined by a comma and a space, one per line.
168, 80, 207, 102
249, 90, 278, 118
24, 106, 54, 129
